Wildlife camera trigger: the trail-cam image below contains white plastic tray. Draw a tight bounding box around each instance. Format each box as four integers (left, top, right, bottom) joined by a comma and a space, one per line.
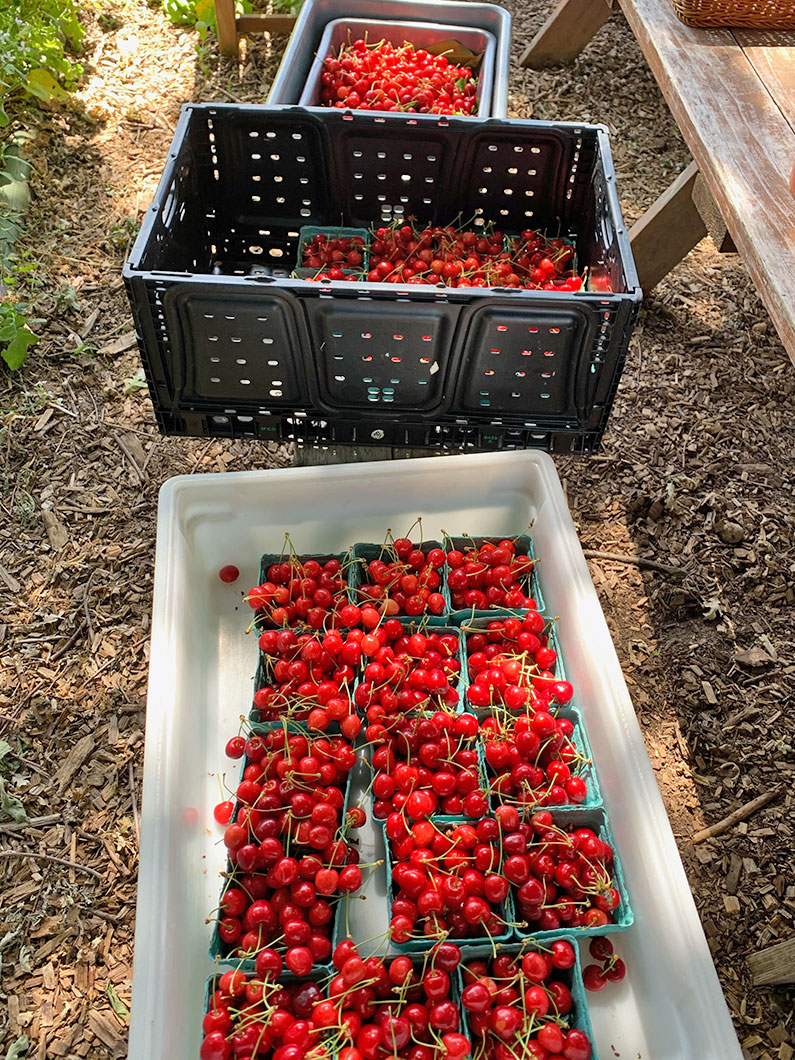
298, 18, 496, 117
129, 451, 742, 1060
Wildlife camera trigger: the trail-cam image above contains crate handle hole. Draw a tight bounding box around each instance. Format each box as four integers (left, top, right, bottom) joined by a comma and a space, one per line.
361, 332, 371, 339
544, 350, 555, 357
497, 325, 507, 332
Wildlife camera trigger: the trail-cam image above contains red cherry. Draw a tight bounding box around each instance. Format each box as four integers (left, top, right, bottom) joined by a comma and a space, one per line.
219, 565, 240, 583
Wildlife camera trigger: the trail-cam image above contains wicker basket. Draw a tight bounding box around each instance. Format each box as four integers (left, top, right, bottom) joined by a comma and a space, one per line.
670, 0, 795, 28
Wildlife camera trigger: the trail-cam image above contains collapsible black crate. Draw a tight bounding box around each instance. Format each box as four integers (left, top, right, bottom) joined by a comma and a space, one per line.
124, 104, 641, 453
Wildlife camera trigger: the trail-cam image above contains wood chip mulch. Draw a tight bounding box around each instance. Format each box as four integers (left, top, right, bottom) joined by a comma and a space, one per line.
0, 1, 793, 1058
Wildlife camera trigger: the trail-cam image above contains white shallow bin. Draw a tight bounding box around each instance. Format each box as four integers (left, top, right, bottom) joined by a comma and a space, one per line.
129, 451, 742, 1060
298, 18, 497, 117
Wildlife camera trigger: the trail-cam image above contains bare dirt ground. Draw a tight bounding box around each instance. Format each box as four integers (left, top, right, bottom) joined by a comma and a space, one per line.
0, 1, 793, 1057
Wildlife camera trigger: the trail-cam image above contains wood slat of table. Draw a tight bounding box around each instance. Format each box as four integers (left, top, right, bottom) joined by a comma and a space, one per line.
619, 0, 795, 362
733, 29, 795, 133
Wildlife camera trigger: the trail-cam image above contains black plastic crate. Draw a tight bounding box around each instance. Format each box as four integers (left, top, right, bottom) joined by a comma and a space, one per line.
124, 104, 641, 453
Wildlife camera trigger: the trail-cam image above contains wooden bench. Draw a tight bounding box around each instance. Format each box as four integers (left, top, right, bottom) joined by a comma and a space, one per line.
522, 0, 795, 364
213, 0, 297, 56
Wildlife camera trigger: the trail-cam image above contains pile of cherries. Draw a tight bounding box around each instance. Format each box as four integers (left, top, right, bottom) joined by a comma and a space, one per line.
214, 728, 365, 972
462, 944, 593, 1060
482, 709, 590, 808
369, 711, 486, 819
318, 38, 478, 115
354, 622, 463, 724
445, 537, 537, 612
386, 816, 510, 943
361, 223, 583, 290
253, 627, 361, 734
583, 936, 627, 992
498, 808, 623, 933
356, 537, 447, 617
247, 553, 353, 629
465, 616, 573, 712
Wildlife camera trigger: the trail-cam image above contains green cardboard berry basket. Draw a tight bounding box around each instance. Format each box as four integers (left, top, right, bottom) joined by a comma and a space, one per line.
457, 937, 600, 1060
249, 628, 355, 728
253, 549, 359, 629
443, 533, 546, 617
457, 612, 568, 714
511, 806, 633, 943
350, 540, 452, 624
383, 816, 515, 952
484, 705, 602, 815
208, 742, 358, 971
293, 225, 370, 279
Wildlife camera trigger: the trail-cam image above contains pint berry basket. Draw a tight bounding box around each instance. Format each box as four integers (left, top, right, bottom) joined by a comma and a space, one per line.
124, 104, 641, 454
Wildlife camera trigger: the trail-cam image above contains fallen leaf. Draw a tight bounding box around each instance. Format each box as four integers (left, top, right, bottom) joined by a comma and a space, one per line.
5, 1034, 29, 1060
106, 982, 129, 1022
0, 777, 27, 823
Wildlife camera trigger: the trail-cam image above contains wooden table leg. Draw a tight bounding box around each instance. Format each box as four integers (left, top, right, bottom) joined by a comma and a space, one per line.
629, 160, 707, 292
520, 0, 616, 68
214, 0, 239, 56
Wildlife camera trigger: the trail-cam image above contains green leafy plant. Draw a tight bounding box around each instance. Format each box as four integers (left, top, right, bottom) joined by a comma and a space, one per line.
162, 0, 304, 38
0, 0, 85, 127
0, 300, 38, 370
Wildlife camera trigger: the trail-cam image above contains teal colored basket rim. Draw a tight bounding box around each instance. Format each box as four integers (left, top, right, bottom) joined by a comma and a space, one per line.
383, 816, 515, 951
443, 533, 545, 614
209, 753, 357, 970
483, 705, 602, 815
295, 224, 370, 277
511, 806, 633, 943
351, 540, 452, 625
457, 937, 599, 1060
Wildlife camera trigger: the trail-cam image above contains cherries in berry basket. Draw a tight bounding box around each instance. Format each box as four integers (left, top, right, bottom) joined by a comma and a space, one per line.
367, 710, 487, 820
443, 533, 539, 613
253, 627, 361, 736
385, 815, 514, 944
354, 619, 463, 725
355, 527, 447, 618
461, 941, 595, 1060
482, 708, 592, 809
323, 941, 469, 1059
246, 541, 355, 630
464, 615, 573, 712
211, 725, 370, 972
499, 808, 627, 935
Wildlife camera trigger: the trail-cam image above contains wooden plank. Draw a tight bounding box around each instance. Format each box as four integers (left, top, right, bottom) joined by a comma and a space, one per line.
747, 937, 795, 986
629, 160, 707, 291
520, 0, 616, 68
617, 0, 795, 363
213, 0, 239, 56
236, 14, 298, 34
734, 30, 795, 134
